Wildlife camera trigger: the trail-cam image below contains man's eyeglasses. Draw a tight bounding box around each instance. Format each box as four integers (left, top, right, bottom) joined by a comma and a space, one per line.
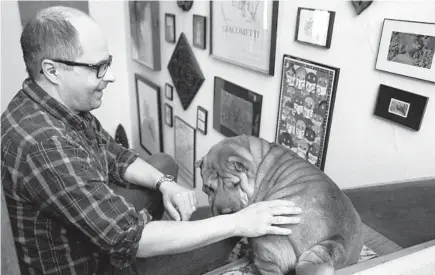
40, 55, 113, 78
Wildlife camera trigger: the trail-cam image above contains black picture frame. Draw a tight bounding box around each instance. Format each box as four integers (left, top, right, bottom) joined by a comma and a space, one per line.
210, 1, 279, 76
275, 55, 340, 171
164, 103, 173, 127
374, 84, 428, 131
174, 116, 196, 189
213, 77, 263, 137
196, 106, 208, 135
135, 74, 164, 155
295, 7, 335, 49
165, 13, 176, 44
193, 14, 207, 49
165, 83, 174, 100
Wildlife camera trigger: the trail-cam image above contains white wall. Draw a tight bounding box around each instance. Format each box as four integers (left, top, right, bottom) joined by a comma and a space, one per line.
2, 1, 435, 208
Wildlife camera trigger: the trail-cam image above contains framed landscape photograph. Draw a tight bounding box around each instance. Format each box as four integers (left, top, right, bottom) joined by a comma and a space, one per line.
376, 19, 435, 82
213, 77, 263, 137
174, 116, 196, 188
165, 13, 176, 43
164, 103, 173, 127
135, 74, 163, 155
374, 84, 428, 131
193, 14, 207, 49
210, 1, 279, 75
196, 106, 208, 135
295, 7, 336, 48
275, 55, 340, 170
165, 83, 173, 100
129, 1, 161, 70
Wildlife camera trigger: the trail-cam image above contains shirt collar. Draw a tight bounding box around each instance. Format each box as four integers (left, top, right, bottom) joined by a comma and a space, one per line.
22, 78, 89, 131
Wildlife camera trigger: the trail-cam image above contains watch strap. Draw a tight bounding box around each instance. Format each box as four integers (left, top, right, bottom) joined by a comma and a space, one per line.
155, 174, 175, 191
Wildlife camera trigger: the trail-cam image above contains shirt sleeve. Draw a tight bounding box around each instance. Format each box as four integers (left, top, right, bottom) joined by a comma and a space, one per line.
23, 136, 151, 269
99, 126, 139, 188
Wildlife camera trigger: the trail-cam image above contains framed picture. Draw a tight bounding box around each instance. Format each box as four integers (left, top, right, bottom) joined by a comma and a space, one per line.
193, 14, 207, 49
165, 13, 176, 43
165, 83, 173, 100
196, 106, 208, 135
375, 19, 435, 83
275, 55, 340, 171
295, 7, 335, 49
164, 103, 173, 127
213, 77, 263, 137
135, 74, 163, 155
129, 1, 161, 70
210, 1, 279, 76
167, 33, 205, 110
174, 116, 196, 188
374, 84, 428, 131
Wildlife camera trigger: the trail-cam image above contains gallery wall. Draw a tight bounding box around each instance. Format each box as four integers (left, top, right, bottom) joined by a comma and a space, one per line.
1, 1, 435, 208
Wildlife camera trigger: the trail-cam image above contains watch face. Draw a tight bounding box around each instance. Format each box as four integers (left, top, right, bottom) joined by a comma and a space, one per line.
165, 175, 175, 181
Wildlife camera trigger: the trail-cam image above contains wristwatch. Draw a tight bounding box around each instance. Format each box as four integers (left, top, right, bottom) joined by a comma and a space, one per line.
155, 174, 175, 191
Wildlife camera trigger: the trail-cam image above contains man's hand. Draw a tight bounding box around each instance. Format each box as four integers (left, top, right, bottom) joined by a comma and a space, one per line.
160, 181, 198, 221
230, 200, 302, 237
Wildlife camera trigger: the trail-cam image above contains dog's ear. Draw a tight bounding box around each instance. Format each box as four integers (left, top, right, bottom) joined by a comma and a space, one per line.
194, 158, 203, 169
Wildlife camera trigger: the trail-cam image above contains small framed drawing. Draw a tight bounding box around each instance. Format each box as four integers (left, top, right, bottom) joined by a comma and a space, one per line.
174, 116, 196, 188
275, 55, 340, 171
165, 13, 176, 43
193, 15, 206, 49
165, 83, 173, 100
375, 19, 435, 82
196, 106, 208, 135
210, 1, 279, 76
164, 103, 173, 127
374, 84, 428, 131
135, 74, 163, 155
295, 7, 335, 49
129, 1, 161, 70
213, 77, 263, 137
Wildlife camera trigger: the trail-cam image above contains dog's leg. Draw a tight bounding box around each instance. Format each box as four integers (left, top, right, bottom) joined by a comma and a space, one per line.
295, 237, 346, 275
250, 235, 297, 275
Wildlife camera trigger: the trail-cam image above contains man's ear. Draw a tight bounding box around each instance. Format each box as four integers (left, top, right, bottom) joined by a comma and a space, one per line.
40, 59, 59, 83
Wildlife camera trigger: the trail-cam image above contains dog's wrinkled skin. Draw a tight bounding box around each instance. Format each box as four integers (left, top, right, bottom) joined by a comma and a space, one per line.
196, 136, 363, 275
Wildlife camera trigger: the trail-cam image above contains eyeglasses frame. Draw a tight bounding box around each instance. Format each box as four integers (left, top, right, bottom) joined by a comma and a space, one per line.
39, 55, 113, 78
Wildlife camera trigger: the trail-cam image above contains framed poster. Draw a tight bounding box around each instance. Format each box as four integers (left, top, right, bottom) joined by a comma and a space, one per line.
375, 19, 435, 82
164, 103, 173, 127
174, 116, 196, 188
135, 74, 163, 155
129, 1, 161, 70
213, 77, 263, 137
275, 55, 340, 170
295, 7, 335, 48
210, 1, 279, 76
196, 106, 208, 135
165, 83, 174, 100
165, 13, 176, 44
193, 14, 207, 49
374, 84, 428, 131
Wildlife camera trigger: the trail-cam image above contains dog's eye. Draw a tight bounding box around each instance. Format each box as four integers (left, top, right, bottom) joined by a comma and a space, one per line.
202, 185, 214, 195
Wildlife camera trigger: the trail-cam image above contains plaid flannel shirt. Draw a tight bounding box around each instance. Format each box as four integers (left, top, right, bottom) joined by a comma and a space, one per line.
1, 78, 151, 275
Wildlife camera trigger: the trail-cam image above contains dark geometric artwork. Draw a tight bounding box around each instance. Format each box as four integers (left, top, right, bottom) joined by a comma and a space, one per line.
168, 32, 205, 110
351, 1, 373, 15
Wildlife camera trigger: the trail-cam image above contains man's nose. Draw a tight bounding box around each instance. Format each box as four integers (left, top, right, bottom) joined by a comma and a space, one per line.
103, 66, 116, 82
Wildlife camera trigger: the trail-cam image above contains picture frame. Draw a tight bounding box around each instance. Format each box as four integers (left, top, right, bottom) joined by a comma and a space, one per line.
174, 116, 196, 188
374, 84, 428, 131
213, 77, 263, 137
165, 83, 173, 100
165, 13, 176, 44
375, 19, 435, 83
164, 103, 173, 127
135, 74, 163, 155
275, 55, 340, 171
193, 14, 207, 49
196, 106, 208, 135
295, 7, 336, 49
129, 1, 161, 70
210, 1, 279, 76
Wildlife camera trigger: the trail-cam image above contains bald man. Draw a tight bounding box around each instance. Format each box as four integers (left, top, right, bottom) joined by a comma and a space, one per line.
1, 6, 301, 275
